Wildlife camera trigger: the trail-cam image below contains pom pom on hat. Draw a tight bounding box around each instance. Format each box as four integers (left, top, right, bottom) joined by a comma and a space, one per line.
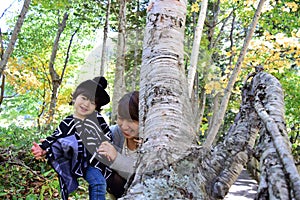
92, 76, 110, 107
92, 76, 108, 89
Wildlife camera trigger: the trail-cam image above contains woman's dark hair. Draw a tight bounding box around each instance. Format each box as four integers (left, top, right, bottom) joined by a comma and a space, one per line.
118, 91, 139, 121
72, 76, 110, 112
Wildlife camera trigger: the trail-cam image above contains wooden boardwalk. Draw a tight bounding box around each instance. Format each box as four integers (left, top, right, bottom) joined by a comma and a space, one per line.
224, 169, 258, 200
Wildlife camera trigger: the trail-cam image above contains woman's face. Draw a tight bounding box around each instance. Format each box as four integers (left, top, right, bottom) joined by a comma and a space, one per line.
117, 116, 139, 139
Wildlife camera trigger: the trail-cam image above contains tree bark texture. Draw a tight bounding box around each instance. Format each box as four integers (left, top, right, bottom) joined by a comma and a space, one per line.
138, 0, 196, 166
122, 0, 197, 198
123, 68, 299, 199
253, 72, 300, 200
0, 0, 31, 77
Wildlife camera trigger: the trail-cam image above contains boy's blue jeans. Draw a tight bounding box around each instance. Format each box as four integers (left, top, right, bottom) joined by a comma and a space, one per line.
84, 165, 107, 200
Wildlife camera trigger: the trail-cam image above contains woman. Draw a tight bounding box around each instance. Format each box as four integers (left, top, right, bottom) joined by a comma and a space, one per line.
98, 91, 141, 198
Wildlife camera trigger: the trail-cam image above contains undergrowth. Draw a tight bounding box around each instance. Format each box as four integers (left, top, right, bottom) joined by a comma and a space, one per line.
0, 125, 90, 200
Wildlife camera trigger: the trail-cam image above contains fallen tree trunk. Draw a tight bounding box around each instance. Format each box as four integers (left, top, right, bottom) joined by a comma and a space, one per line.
122, 69, 299, 200
254, 72, 300, 200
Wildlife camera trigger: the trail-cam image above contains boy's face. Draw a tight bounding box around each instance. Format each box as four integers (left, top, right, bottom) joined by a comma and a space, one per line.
73, 94, 96, 120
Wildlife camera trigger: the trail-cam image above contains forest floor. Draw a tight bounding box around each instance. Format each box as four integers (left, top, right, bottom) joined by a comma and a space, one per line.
224, 169, 258, 200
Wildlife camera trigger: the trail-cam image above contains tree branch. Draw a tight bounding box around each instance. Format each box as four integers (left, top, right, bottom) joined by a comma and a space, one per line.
204, 0, 267, 148
0, 0, 31, 78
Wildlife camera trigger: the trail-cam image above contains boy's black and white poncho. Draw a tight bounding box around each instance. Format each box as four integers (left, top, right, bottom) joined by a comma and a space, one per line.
40, 112, 112, 200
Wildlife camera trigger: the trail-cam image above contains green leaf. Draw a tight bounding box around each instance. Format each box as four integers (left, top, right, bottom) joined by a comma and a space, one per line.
0, 193, 8, 196
26, 194, 38, 200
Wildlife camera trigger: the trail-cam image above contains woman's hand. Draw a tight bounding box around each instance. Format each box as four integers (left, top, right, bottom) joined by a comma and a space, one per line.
133, 137, 143, 148
98, 141, 117, 162
31, 140, 46, 160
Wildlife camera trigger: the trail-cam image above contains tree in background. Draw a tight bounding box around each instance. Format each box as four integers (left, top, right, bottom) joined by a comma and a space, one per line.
1, 0, 109, 127
0, 0, 31, 106
111, 0, 127, 124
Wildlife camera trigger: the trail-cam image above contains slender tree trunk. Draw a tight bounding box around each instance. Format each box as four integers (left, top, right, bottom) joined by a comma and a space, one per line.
204, 0, 267, 148
0, 29, 4, 58
205, 92, 221, 142
187, 0, 208, 98
0, 0, 31, 106
111, 0, 126, 124
131, 30, 139, 91
100, 0, 111, 76
47, 12, 68, 125
131, 0, 140, 91
0, 0, 31, 78
196, 88, 206, 134
194, 0, 221, 133
0, 74, 5, 105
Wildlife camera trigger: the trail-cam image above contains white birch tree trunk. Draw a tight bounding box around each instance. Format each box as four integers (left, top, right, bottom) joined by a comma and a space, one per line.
111, 0, 126, 124
187, 0, 208, 98
122, 0, 197, 198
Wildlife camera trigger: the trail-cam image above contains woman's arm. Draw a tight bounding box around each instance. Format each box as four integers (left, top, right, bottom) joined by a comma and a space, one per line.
109, 152, 136, 179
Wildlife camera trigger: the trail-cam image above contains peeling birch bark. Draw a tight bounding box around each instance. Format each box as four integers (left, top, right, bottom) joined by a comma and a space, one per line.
253, 72, 300, 200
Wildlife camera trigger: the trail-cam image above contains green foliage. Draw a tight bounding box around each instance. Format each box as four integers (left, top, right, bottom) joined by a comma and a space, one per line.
0, 84, 39, 127
276, 68, 300, 161
0, 125, 92, 199
2, 0, 107, 127
260, 0, 299, 37
0, 125, 57, 198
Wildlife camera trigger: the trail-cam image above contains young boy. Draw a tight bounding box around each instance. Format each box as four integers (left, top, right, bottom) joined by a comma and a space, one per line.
31, 76, 112, 200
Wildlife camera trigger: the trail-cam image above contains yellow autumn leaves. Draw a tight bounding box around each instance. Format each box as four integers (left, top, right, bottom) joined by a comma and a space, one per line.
5, 56, 77, 119
5, 58, 42, 94
191, 0, 202, 13
203, 28, 299, 96
282, 2, 298, 12
247, 31, 300, 74
192, 0, 299, 14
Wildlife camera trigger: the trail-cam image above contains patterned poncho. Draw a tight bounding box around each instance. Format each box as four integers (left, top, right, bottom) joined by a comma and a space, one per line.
40, 112, 112, 200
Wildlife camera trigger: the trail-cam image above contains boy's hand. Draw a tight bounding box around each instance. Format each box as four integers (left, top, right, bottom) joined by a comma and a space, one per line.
31, 142, 46, 160
98, 141, 117, 162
